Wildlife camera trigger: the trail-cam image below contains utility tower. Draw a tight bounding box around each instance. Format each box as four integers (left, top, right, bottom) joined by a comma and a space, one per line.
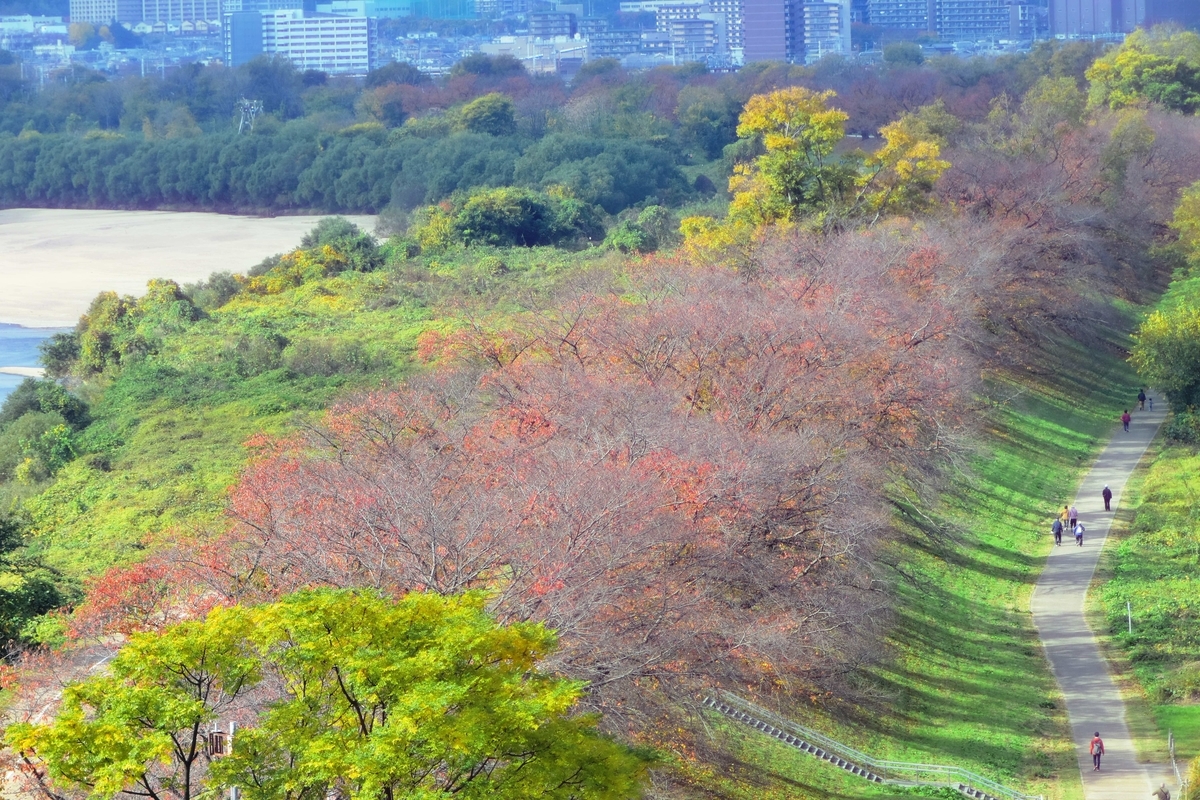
236, 97, 264, 134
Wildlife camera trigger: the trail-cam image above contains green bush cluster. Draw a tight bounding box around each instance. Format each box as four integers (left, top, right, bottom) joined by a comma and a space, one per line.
408, 186, 604, 250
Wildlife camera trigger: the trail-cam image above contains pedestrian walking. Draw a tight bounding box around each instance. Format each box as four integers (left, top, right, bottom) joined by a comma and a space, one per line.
1154, 783, 1171, 800
1138, 389, 1147, 410
1052, 517, 1063, 546
1150, 397, 1154, 410
1075, 522, 1085, 546
1060, 505, 1070, 530
1102, 485, 1112, 511
1069, 504, 1078, 530
1089, 732, 1104, 770
1122, 410, 1132, 432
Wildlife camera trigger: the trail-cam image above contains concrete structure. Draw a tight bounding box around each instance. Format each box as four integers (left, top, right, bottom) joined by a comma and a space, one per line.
1051, 0, 1117, 34
709, 0, 742, 48
225, 9, 376, 73
801, 0, 849, 62
870, 0, 1034, 39
314, 0, 413, 17
0, 14, 65, 31
480, 34, 587, 71
69, 0, 141, 25
578, 17, 640, 57
224, 0, 306, 13
742, 0, 797, 60
933, 0, 1008, 40
1052, 0, 1199, 34
139, 0, 221, 24
867, 0, 931, 30
529, 10, 576, 36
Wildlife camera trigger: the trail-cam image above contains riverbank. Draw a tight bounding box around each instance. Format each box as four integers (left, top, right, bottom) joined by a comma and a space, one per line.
0, 209, 375, 328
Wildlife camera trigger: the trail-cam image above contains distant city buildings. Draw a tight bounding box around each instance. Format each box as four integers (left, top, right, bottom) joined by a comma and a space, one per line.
479, 33, 587, 71
225, 8, 377, 73
1050, 0, 1197, 35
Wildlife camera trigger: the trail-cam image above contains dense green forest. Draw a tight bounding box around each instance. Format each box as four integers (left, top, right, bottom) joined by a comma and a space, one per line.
4, 26, 1200, 800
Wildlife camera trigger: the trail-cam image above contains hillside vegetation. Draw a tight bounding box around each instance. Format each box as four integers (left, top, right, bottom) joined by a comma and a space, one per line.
2, 28, 1200, 800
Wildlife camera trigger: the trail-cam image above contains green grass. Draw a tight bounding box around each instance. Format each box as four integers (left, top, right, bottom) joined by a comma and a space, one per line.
1089, 268, 1200, 765
673, 333, 1139, 800
1094, 439, 1200, 762
15, 245, 618, 578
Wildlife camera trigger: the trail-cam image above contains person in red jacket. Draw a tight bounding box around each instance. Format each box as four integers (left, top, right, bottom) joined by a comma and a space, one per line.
1122, 410, 1132, 432
1089, 732, 1105, 770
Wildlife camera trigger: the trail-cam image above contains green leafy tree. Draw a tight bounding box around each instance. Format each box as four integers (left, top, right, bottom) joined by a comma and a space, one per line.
883, 41, 924, 67
457, 92, 518, 137
7, 607, 261, 800
1131, 303, 1200, 411
214, 591, 648, 800
728, 87, 854, 224
1086, 28, 1200, 113
8, 591, 648, 800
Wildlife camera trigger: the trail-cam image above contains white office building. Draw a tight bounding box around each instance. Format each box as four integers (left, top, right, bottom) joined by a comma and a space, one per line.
225, 9, 377, 73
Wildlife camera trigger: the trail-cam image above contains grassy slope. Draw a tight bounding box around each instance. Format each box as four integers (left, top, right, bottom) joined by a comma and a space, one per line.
18, 246, 600, 578
683, 334, 1138, 800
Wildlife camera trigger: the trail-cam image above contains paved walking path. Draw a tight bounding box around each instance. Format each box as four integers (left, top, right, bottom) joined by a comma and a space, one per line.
1030, 398, 1171, 800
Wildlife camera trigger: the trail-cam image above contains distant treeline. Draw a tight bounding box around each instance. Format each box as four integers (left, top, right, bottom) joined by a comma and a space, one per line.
0, 129, 691, 213
0, 41, 1113, 215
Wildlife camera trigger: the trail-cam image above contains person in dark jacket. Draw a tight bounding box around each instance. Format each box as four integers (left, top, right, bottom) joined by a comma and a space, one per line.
1138, 389, 1147, 410
1102, 485, 1113, 511
1052, 517, 1063, 545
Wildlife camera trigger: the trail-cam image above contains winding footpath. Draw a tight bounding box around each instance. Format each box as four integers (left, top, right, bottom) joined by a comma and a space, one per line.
1030, 399, 1173, 800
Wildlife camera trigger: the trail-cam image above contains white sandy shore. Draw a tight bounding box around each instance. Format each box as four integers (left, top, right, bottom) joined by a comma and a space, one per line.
0, 366, 44, 377
0, 209, 376, 328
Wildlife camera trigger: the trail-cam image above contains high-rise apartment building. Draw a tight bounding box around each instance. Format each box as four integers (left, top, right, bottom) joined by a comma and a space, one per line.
867, 0, 931, 29
69, 0, 140, 24
709, 0, 742, 48
1052, 0, 1198, 34
225, 9, 376, 73
139, 0, 220, 23
1050, 0, 1116, 33
742, 0, 797, 60
934, 0, 1007, 39
802, 0, 849, 61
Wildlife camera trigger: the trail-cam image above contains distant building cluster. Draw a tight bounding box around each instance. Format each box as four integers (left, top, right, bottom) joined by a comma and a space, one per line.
41, 0, 1200, 78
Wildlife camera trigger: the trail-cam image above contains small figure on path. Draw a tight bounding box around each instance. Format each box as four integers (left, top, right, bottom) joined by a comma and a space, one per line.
1090, 731, 1104, 770
1154, 783, 1171, 800
1102, 485, 1112, 512
1052, 517, 1063, 546
1061, 505, 1070, 530
1075, 522, 1085, 546
1138, 389, 1147, 410
1122, 410, 1132, 432
1069, 504, 1079, 531
1150, 396, 1154, 411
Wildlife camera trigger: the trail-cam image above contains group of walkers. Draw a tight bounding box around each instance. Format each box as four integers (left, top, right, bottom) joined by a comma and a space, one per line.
1051, 503, 1091, 546
1053, 391, 1153, 547
1051, 390, 1170, 793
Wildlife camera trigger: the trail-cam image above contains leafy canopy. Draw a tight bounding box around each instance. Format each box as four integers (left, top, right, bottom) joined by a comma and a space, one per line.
1086, 28, 1200, 114
7, 590, 649, 800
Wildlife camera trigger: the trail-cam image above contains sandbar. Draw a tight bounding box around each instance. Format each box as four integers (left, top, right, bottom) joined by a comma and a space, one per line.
0, 366, 44, 377
0, 209, 376, 328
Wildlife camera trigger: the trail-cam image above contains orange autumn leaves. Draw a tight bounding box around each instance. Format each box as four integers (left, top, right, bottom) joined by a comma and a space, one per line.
74, 224, 975, 720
